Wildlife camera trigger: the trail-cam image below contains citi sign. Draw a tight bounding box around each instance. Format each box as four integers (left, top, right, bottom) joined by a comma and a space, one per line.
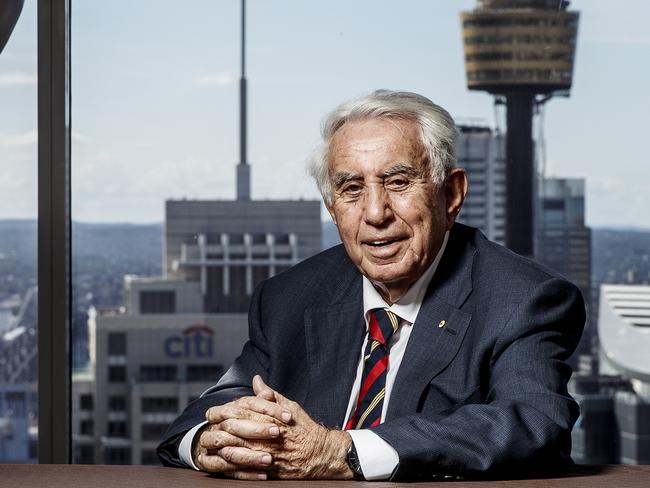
164, 324, 214, 358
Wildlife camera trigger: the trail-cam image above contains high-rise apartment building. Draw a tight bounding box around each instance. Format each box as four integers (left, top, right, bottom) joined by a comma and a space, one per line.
456, 124, 506, 245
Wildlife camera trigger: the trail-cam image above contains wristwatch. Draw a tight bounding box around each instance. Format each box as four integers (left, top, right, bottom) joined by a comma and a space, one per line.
346, 442, 364, 480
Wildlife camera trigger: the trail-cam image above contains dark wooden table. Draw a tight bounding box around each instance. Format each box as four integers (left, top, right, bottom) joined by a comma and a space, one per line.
1, 464, 649, 487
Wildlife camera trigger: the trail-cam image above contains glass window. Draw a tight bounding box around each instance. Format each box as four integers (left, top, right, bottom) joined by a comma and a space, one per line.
139, 291, 175, 314
74, 444, 94, 464
80, 419, 94, 436
107, 333, 127, 356
0, 0, 37, 464
108, 395, 127, 411
108, 366, 127, 383
141, 397, 178, 414
141, 423, 169, 442
63, 0, 648, 469
104, 447, 131, 465
80, 394, 94, 411
139, 365, 177, 383
107, 420, 129, 438
187, 365, 224, 383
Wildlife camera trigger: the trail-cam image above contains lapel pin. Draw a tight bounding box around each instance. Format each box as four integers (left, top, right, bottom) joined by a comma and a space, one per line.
438, 320, 446, 328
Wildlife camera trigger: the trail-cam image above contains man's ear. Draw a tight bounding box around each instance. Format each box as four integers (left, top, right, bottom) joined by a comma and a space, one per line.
444, 168, 468, 230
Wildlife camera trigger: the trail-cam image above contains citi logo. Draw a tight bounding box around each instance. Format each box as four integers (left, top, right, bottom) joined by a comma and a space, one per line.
164, 324, 214, 358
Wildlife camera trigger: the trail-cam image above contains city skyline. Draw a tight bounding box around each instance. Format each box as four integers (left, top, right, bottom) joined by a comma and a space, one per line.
1, 0, 649, 228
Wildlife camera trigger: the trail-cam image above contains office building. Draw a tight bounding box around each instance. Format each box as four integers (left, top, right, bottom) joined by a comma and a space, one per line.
164, 199, 321, 313
569, 374, 631, 464
536, 178, 590, 293
73, 302, 249, 465
72, 194, 321, 465
461, 0, 579, 255
456, 124, 506, 245
536, 178, 591, 360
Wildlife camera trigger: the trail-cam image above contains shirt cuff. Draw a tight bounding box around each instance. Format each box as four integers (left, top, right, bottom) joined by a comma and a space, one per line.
178, 421, 208, 470
347, 429, 399, 480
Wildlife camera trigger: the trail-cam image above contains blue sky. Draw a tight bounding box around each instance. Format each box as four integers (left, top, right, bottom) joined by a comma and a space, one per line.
1, 0, 649, 227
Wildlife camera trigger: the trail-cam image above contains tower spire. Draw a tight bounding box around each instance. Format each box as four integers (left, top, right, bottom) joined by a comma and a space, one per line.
236, 0, 250, 201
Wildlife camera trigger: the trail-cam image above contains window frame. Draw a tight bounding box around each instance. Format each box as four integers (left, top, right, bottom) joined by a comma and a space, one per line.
37, 0, 71, 464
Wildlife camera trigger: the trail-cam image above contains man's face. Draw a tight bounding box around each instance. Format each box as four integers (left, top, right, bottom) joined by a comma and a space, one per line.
326, 118, 465, 298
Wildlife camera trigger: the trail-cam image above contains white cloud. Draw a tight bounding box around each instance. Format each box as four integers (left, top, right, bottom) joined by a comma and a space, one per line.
0, 71, 37, 87
0, 130, 37, 147
195, 72, 236, 87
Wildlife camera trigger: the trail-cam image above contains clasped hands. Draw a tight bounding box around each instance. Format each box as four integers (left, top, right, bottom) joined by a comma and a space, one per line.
192, 375, 353, 480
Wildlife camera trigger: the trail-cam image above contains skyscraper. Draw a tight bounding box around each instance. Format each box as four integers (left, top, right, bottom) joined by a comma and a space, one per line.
456, 124, 506, 245
536, 177, 591, 361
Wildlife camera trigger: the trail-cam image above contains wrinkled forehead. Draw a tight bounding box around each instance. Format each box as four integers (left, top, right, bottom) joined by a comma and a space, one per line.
327, 117, 428, 174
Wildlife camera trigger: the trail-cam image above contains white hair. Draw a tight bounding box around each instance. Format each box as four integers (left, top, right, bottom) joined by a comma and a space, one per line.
309, 89, 458, 206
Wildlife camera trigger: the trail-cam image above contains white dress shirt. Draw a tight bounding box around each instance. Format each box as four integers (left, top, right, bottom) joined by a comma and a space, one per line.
179, 232, 449, 479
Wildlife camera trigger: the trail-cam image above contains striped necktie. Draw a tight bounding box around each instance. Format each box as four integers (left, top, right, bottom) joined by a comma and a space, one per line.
345, 308, 400, 430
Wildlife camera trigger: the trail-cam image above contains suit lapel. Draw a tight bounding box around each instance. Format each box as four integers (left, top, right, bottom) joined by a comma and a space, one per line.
303, 274, 365, 428
387, 227, 476, 420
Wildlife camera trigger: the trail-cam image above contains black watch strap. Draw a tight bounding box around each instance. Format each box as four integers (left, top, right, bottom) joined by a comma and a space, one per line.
346, 442, 364, 480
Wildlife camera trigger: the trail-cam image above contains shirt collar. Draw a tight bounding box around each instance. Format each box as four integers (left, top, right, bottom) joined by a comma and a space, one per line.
362, 231, 449, 326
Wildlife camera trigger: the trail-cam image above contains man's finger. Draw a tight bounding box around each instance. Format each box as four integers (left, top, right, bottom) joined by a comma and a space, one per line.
196, 452, 239, 473
219, 418, 281, 440
205, 397, 291, 424
253, 375, 276, 402
200, 429, 247, 450
252, 375, 299, 412
218, 445, 273, 469
205, 403, 272, 424
225, 470, 269, 481
237, 395, 292, 423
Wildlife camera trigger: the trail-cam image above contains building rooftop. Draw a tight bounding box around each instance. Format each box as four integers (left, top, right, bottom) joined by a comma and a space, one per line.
599, 284, 650, 400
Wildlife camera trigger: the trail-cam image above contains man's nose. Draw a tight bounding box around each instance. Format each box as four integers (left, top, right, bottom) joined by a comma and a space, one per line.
363, 186, 393, 226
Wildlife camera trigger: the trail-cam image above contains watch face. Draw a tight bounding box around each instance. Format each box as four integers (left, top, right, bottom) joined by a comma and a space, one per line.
347, 445, 364, 479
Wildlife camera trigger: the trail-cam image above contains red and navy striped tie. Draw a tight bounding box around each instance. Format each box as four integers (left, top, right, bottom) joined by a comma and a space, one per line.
345, 308, 400, 430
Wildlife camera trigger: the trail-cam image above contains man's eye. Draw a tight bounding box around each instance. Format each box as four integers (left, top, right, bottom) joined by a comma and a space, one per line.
386, 178, 410, 189
342, 184, 363, 195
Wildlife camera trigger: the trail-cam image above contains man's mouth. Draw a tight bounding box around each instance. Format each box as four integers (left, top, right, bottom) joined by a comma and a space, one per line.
366, 237, 406, 247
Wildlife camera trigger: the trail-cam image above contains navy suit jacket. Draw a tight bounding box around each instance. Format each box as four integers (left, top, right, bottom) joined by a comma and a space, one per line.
157, 223, 585, 480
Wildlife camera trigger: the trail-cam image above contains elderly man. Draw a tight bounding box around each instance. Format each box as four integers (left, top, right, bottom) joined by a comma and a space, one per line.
157, 90, 585, 481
